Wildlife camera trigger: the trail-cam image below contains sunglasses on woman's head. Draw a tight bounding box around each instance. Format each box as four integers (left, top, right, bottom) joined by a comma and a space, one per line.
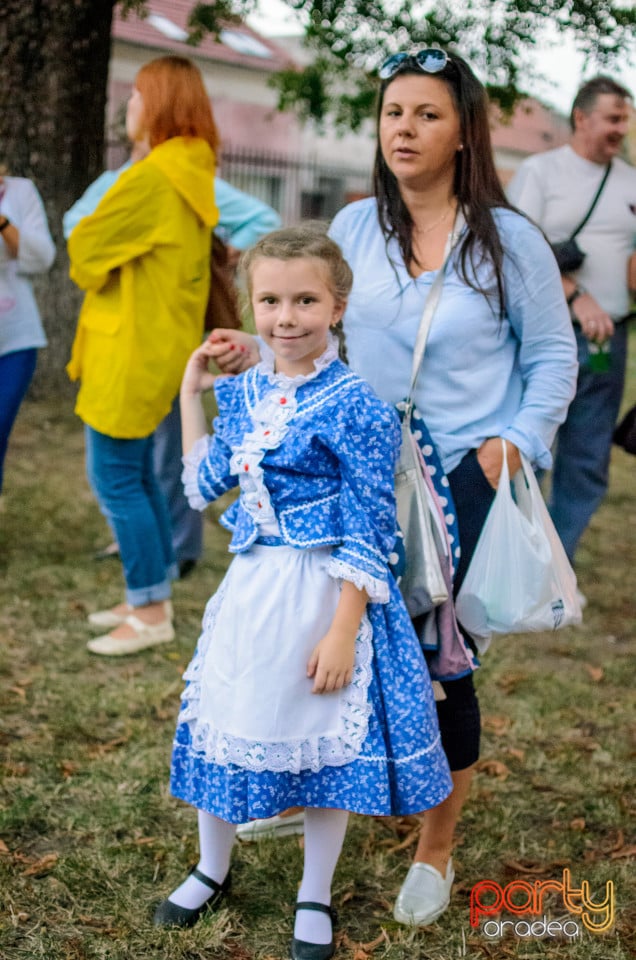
379, 49, 450, 80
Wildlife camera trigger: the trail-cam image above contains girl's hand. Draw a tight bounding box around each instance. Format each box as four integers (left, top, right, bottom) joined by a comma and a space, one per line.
207, 328, 260, 374
477, 437, 521, 489
180, 340, 218, 398
307, 626, 356, 694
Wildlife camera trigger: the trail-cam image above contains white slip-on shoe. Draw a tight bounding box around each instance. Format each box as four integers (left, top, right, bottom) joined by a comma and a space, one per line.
87, 610, 174, 656
393, 858, 454, 926
88, 600, 173, 630
88, 606, 131, 629
236, 812, 306, 842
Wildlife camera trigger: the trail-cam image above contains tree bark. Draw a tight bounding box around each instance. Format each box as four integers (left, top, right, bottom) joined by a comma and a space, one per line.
0, 0, 116, 395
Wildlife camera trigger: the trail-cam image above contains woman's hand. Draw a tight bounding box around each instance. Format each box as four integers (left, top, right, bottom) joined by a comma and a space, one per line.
307, 626, 356, 694
180, 340, 218, 398
572, 292, 614, 342
477, 438, 521, 489
207, 328, 260, 374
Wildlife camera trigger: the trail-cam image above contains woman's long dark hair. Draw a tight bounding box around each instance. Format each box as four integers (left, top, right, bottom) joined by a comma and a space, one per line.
373, 52, 514, 315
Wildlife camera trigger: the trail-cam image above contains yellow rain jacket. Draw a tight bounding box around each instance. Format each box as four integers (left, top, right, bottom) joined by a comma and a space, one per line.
67, 137, 218, 438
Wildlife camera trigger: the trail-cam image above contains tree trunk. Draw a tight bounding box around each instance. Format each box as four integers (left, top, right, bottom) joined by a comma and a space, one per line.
0, 0, 115, 396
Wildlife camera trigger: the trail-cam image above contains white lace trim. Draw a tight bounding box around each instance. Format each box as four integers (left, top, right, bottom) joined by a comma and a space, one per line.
182, 435, 213, 511
327, 557, 389, 604
230, 337, 343, 527
178, 584, 375, 774
259, 332, 339, 386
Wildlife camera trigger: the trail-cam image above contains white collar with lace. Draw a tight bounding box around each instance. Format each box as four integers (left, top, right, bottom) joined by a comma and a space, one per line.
258, 332, 339, 387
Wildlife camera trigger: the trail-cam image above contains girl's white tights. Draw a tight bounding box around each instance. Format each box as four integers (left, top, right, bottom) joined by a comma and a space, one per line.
166, 810, 236, 910
166, 806, 348, 946
294, 808, 349, 945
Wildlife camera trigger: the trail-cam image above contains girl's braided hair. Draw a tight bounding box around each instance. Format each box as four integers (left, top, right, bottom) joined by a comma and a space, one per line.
239, 222, 352, 361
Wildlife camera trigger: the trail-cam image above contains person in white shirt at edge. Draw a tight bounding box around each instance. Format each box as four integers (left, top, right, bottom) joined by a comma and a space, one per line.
203, 49, 578, 927
508, 76, 636, 565
0, 170, 55, 509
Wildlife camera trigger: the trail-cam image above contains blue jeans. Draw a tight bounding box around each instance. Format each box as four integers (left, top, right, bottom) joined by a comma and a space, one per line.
0, 348, 37, 494
85, 426, 178, 605
153, 396, 203, 564
549, 322, 628, 563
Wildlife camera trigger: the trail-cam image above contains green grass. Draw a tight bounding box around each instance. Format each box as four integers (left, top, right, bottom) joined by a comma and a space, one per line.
0, 355, 634, 959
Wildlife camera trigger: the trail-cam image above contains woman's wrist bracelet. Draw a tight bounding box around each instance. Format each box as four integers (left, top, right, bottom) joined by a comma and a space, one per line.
0, 217, 11, 233
567, 286, 585, 306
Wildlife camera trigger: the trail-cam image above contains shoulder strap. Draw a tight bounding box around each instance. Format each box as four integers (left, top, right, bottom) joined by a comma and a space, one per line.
406, 210, 465, 413
569, 162, 612, 240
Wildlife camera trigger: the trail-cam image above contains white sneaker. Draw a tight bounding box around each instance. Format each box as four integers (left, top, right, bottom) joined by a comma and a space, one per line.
235, 812, 305, 842
393, 859, 454, 926
87, 611, 174, 656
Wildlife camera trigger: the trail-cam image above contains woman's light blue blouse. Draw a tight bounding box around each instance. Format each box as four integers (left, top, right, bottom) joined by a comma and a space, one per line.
329, 198, 578, 473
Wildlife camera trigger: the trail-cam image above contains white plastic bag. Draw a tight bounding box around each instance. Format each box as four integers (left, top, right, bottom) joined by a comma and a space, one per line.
455, 441, 582, 649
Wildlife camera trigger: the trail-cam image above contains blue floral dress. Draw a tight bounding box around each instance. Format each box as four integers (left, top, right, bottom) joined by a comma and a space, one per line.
170, 340, 453, 822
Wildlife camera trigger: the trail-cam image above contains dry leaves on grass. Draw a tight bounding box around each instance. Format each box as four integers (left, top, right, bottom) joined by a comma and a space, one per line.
495, 672, 528, 694
482, 714, 511, 736
475, 759, 511, 780
583, 828, 636, 862
2, 760, 29, 776
86, 735, 129, 758
374, 824, 419, 854
502, 858, 571, 876
77, 915, 119, 934
60, 760, 80, 778
561, 730, 602, 752
611, 845, 636, 860
339, 929, 390, 959
584, 664, 604, 682
21, 852, 59, 877
473, 943, 521, 958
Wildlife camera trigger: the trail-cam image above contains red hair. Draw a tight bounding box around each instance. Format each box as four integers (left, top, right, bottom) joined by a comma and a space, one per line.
135, 55, 219, 152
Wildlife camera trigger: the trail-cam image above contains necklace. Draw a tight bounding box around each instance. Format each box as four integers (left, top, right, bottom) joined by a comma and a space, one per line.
413, 206, 453, 236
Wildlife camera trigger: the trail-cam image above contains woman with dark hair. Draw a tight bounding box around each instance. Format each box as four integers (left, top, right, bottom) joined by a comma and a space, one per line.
67, 56, 219, 655
207, 49, 578, 927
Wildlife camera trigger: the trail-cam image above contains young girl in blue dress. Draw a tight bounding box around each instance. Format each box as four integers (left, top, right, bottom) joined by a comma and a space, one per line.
155, 225, 453, 959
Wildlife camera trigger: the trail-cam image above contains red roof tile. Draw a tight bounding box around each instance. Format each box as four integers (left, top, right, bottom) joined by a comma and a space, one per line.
113, 0, 293, 72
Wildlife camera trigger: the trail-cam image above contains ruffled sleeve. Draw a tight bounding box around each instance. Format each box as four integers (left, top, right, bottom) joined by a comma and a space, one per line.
324, 387, 402, 604
182, 435, 213, 511
181, 381, 239, 510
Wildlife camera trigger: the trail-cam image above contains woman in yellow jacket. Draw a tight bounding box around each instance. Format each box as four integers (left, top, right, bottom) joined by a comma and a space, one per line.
67, 56, 219, 655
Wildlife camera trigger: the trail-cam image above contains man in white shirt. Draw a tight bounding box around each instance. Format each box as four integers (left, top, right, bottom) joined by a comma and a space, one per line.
508, 76, 636, 563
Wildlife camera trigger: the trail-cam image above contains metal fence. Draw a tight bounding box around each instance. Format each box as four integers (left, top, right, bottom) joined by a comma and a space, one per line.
105, 141, 372, 224
219, 146, 372, 224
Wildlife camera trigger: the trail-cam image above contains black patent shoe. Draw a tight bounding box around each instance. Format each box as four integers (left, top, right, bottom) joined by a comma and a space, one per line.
153, 867, 231, 928
290, 901, 337, 960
